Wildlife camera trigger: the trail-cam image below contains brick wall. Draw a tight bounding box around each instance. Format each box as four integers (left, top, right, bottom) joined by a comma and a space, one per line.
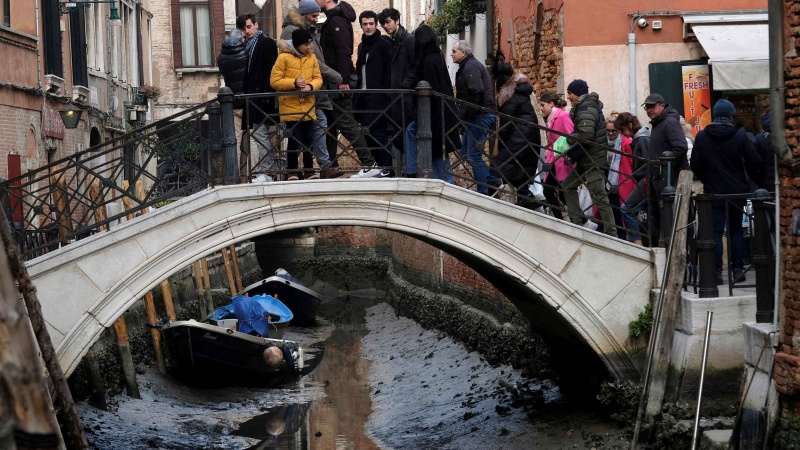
494, 2, 564, 97
772, 0, 800, 444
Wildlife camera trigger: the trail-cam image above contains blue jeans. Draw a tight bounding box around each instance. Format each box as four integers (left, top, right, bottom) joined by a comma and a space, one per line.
312, 108, 331, 166
405, 120, 454, 183
713, 200, 746, 272
459, 113, 496, 194
621, 202, 645, 242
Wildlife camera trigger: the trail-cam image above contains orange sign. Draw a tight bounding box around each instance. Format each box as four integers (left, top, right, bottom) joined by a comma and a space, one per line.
682, 65, 711, 138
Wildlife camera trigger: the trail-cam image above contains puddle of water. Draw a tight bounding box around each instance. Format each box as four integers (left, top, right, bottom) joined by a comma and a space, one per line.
234, 328, 380, 450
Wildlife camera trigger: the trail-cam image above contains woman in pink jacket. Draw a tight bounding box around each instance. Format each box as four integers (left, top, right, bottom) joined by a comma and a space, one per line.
539, 92, 574, 220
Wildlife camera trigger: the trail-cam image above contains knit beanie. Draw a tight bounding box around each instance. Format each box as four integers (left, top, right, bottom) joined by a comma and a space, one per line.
298, 0, 320, 15
713, 99, 736, 118
567, 79, 589, 97
292, 28, 313, 49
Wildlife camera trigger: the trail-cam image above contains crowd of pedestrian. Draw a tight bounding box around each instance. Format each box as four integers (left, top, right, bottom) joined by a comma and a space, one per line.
217, 1, 776, 272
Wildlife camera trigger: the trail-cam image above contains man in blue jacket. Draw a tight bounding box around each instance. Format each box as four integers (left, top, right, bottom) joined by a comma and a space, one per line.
690, 99, 763, 285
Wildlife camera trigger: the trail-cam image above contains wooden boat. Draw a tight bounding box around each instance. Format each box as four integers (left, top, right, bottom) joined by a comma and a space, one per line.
159, 319, 304, 383
242, 269, 322, 326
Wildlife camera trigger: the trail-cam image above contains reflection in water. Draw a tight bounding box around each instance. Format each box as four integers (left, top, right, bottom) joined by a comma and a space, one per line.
235, 329, 379, 450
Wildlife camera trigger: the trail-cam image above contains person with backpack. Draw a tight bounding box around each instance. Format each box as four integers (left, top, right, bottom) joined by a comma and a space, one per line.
560, 79, 616, 236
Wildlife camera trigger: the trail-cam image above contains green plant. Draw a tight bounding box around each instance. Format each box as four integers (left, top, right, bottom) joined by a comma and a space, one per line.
137, 84, 161, 99
628, 302, 653, 338
427, 0, 479, 35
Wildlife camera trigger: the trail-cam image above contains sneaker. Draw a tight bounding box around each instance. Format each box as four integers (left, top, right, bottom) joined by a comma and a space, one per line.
320, 166, 345, 179
583, 220, 599, 231
252, 174, 273, 183
307, 173, 320, 180
350, 164, 382, 178
287, 175, 300, 181
377, 169, 392, 178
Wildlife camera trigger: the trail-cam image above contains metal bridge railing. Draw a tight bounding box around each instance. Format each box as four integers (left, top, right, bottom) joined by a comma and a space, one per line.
3, 84, 671, 261
683, 190, 776, 321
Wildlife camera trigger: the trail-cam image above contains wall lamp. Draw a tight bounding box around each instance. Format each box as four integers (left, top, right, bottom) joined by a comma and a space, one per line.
59, 103, 84, 129
60, 0, 122, 27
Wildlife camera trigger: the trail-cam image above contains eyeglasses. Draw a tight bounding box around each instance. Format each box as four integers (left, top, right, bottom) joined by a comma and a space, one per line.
606, 129, 619, 134
644, 104, 659, 110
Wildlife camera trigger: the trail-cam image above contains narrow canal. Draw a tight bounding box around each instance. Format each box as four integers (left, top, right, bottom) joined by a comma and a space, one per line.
77, 291, 629, 449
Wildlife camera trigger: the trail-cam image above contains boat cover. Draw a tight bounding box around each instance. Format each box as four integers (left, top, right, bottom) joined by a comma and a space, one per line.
232, 295, 272, 336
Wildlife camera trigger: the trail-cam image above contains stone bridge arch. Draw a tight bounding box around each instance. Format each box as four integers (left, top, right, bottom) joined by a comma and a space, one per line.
26, 179, 661, 380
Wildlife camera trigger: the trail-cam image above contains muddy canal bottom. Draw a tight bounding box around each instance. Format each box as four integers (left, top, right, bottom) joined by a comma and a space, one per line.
78, 303, 628, 449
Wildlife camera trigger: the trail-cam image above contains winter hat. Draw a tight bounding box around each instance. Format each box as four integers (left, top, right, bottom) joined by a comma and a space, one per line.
298, 0, 320, 15
761, 111, 771, 132
567, 79, 589, 97
713, 99, 736, 118
292, 28, 313, 49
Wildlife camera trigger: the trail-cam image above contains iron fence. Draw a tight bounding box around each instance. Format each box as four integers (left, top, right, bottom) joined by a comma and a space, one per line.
3, 85, 669, 261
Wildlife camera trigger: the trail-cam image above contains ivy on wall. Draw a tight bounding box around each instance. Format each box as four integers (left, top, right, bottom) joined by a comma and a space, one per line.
427, 0, 485, 35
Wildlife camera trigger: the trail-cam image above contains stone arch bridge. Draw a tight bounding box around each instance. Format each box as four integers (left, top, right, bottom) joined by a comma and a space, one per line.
26, 179, 662, 381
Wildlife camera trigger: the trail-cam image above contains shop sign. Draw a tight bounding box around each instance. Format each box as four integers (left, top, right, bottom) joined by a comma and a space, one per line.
42, 103, 65, 139
682, 65, 711, 138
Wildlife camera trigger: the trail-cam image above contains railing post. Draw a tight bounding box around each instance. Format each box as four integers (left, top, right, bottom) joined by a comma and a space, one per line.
206, 100, 221, 181
660, 151, 677, 247
218, 87, 238, 184
696, 193, 719, 298
751, 188, 774, 322
415, 81, 433, 179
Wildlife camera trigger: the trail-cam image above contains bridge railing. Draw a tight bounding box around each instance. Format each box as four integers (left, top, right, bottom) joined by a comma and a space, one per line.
0, 101, 219, 260
2, 85, 666, 260
683, 190, 776, 320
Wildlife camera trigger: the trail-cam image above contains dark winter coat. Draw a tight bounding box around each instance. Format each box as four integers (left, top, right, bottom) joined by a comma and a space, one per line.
319, 1, 356, 83
454, 54, 496, 121
690, 122, 763, 195
568, 92, 607, 172
492, 75, 541, 188
412, 46, 459, 159
355, 31, 391, 128
243, 33, 278, 130
387, 26, 415, 125
648, 105, 688, 178
280, 7, 342, 110
217, 37, 247, 95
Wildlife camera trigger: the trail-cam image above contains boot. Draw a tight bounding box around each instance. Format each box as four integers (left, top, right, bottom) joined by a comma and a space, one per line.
320, 166, 344, 179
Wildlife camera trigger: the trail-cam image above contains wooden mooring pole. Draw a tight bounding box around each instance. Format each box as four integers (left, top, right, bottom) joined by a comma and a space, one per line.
112, 317, 141, 398
229, 244, 243, 293
221, 247, 237, 296
144, 291, 167, 375
201, 257, 214, 312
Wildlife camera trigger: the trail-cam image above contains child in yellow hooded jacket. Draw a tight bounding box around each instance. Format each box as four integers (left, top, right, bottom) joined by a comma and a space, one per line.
270, 28, 322, 179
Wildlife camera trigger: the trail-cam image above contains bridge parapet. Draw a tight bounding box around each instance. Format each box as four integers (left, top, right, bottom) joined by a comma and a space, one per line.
26, 179, 659, 380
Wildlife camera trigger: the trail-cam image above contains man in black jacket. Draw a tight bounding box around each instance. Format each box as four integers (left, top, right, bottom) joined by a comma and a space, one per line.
379, 8, 414, 155
644, 93, 688, 186
238, 14, 278, 181
355, 11, 392, 177
690, 99, 763, 284
452, 39, 496, 194
316, 0, 380, 177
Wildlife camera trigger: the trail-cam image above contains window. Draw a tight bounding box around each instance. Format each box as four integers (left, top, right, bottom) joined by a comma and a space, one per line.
70, 9, 88, 87
42, 0, 62, 77
3, 0, 10, 27
179, 0, 212, 66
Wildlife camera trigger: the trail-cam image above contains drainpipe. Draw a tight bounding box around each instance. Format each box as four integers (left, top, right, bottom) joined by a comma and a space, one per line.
485, 0, 493, 59
768, 0, 787, 329
628, 31, 637, 114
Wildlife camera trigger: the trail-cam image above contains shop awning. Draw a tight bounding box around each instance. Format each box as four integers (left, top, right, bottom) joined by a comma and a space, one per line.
685, 15, 768, 91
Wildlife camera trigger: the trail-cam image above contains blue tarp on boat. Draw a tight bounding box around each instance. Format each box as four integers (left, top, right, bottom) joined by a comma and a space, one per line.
207, 294, 293, 337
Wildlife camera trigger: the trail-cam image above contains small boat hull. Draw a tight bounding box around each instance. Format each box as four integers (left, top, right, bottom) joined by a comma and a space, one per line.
242, 275, 322, 326
160, 320, 303, 384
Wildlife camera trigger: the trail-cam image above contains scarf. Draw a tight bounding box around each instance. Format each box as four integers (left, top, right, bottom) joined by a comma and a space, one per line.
606, 135, 622, 189
246, 30, 263, 71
